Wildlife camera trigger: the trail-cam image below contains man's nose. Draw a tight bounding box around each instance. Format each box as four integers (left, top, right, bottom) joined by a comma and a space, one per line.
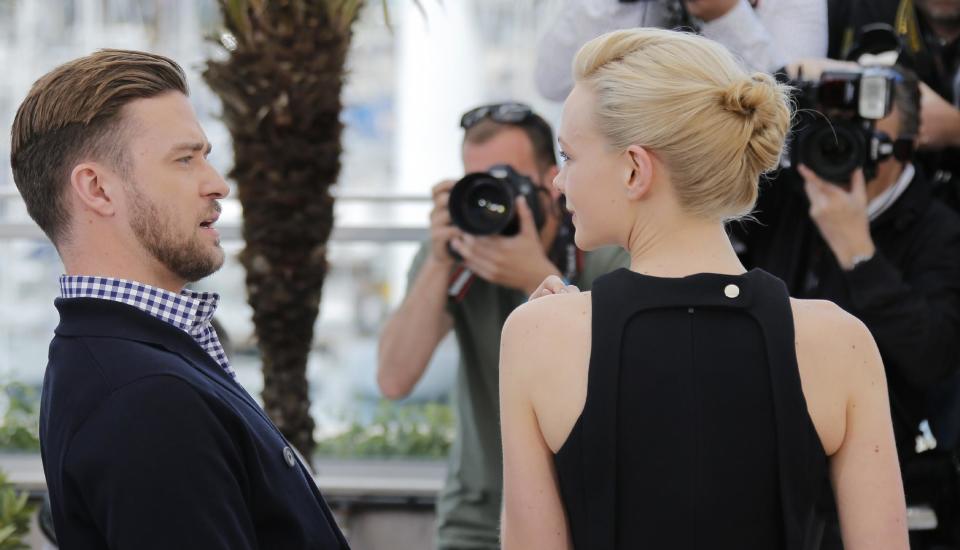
204, 166, 230, 199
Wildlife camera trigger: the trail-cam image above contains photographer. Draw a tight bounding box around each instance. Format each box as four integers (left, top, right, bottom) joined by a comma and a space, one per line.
834, 0, 960, 210
377, 103, 628, 549
535, 0, 827, 102
732, 65, 960, 548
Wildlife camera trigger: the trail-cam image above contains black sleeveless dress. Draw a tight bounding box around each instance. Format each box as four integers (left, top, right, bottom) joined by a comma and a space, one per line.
554, 268, 829, 550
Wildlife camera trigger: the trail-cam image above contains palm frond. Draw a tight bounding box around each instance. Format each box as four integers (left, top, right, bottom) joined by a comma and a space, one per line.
381, 0, 392, 30
221, 0, 252, 43
326, 0, 364, 33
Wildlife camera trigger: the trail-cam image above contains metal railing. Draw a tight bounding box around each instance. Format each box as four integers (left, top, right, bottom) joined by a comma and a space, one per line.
0, 188, 431, 203
0, 222, 429, 242
0, 189, 432, 242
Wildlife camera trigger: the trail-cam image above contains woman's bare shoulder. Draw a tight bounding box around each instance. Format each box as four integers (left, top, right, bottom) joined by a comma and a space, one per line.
501, 292, 594, 454
791, 298, 872, 344
501, 292, 593, 375
503, 291, 592, 340
790, 298, 887, 454
790, 297, 884, 381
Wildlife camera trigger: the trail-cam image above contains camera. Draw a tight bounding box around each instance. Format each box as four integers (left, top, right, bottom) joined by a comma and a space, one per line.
448, 164, 546, 236
786, 67, 898, 183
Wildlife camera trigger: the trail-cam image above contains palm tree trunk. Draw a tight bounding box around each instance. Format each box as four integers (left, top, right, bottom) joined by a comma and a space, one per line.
204, 0, 363, 458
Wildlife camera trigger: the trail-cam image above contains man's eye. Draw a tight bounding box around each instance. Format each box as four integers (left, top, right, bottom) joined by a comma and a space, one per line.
177, 156, 193, 164
559, 150, 571, 163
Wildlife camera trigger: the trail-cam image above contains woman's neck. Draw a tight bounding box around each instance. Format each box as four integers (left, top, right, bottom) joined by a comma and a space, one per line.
626, 215, 746, 278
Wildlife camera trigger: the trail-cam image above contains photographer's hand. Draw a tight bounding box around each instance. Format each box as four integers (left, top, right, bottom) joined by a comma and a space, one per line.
799, 165, 876, 270
450, 197, 561, 294
918, 82, 960, 151
428, 179, 463, 266
683, 0, 740, 22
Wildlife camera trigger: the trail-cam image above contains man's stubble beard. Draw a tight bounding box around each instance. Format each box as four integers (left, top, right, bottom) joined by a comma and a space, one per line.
128, 185, 224, 283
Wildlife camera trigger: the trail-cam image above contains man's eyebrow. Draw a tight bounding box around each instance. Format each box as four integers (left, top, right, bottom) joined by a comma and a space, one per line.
169, 142, 212, 155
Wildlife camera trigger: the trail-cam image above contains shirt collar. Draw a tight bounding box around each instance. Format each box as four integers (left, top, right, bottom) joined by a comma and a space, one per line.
868, 163, 915, 222
59, 275, 220, 336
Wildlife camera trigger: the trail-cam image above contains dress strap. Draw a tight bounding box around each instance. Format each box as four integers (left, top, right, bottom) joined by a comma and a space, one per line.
748, 271, 828, 550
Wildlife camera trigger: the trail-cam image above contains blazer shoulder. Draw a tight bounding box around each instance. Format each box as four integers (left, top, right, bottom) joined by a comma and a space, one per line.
51, 333, 194, 391
43, 335, 215, 448
63, 374, 235, 458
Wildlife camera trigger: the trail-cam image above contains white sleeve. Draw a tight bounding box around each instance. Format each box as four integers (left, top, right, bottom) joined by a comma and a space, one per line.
700, 0, 827, 73
534, 0, 664, 101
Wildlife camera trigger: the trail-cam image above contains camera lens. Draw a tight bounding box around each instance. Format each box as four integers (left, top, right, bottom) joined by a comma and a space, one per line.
448, 165, 545, 237
464, 180, 512, 232
449, 174, 516, 235
799, 121, 865, 183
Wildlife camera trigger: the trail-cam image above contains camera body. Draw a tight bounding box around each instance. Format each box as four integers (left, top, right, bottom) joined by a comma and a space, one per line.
448, 164, 546, 236
786, 67, 898, 184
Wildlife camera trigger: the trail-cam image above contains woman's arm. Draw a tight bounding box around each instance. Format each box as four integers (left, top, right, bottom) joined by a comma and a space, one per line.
534, 0, 661, 101
499, 304, 573, 550
827, 313, 909, 549
701, 0, 827, 72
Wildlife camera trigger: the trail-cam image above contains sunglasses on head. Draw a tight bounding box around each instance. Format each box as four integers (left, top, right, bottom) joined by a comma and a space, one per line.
460, 102, 534, 129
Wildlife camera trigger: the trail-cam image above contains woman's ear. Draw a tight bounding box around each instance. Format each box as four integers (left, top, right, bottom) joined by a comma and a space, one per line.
69, 162, 119, 217
624, 145, 654, 200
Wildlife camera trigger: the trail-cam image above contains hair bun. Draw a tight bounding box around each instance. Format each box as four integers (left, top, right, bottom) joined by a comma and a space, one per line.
720, 73, 778, 120
721, 72, 791, 174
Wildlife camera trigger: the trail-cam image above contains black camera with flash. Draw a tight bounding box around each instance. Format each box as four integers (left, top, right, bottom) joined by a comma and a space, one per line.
785, 24, 916, 184
786, 67, 908, 184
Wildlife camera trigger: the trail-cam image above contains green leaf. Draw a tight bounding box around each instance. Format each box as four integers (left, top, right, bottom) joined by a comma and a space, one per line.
0, 381, 41, 452
0, 468, 34, 549
222, 0, 252, 42
315, 400, 453, 459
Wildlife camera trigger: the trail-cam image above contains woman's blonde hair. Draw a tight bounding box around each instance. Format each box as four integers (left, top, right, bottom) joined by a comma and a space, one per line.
573, 28, 792, 221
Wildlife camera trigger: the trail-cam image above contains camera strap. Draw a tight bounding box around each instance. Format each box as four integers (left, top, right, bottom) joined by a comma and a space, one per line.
446, 213, 583, 304
550, 213, 584, 283
447, 265, 476, 303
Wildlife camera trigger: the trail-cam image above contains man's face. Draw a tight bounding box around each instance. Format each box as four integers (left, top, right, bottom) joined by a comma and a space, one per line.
859, 106, 908, 199
461, 127, 560, 239
118, 92, 229, 283
916, 0, 960, 25
874, 106, 903, 151
461, 127, 547, 186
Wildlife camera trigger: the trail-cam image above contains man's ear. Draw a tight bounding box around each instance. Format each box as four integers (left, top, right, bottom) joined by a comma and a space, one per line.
624, 144, 654, 200
69, 162, 119, 217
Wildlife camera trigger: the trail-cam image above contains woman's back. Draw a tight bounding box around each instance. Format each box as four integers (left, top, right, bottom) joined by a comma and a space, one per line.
499, 27, 907, 550
501, 262, 906, 549
552, 268, 822, 549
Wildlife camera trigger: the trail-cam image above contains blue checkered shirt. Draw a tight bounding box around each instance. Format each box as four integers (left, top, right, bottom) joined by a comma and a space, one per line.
59, 275, 236, 378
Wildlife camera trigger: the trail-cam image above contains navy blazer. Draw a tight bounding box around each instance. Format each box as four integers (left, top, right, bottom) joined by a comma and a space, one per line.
39, 298, 350, 549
